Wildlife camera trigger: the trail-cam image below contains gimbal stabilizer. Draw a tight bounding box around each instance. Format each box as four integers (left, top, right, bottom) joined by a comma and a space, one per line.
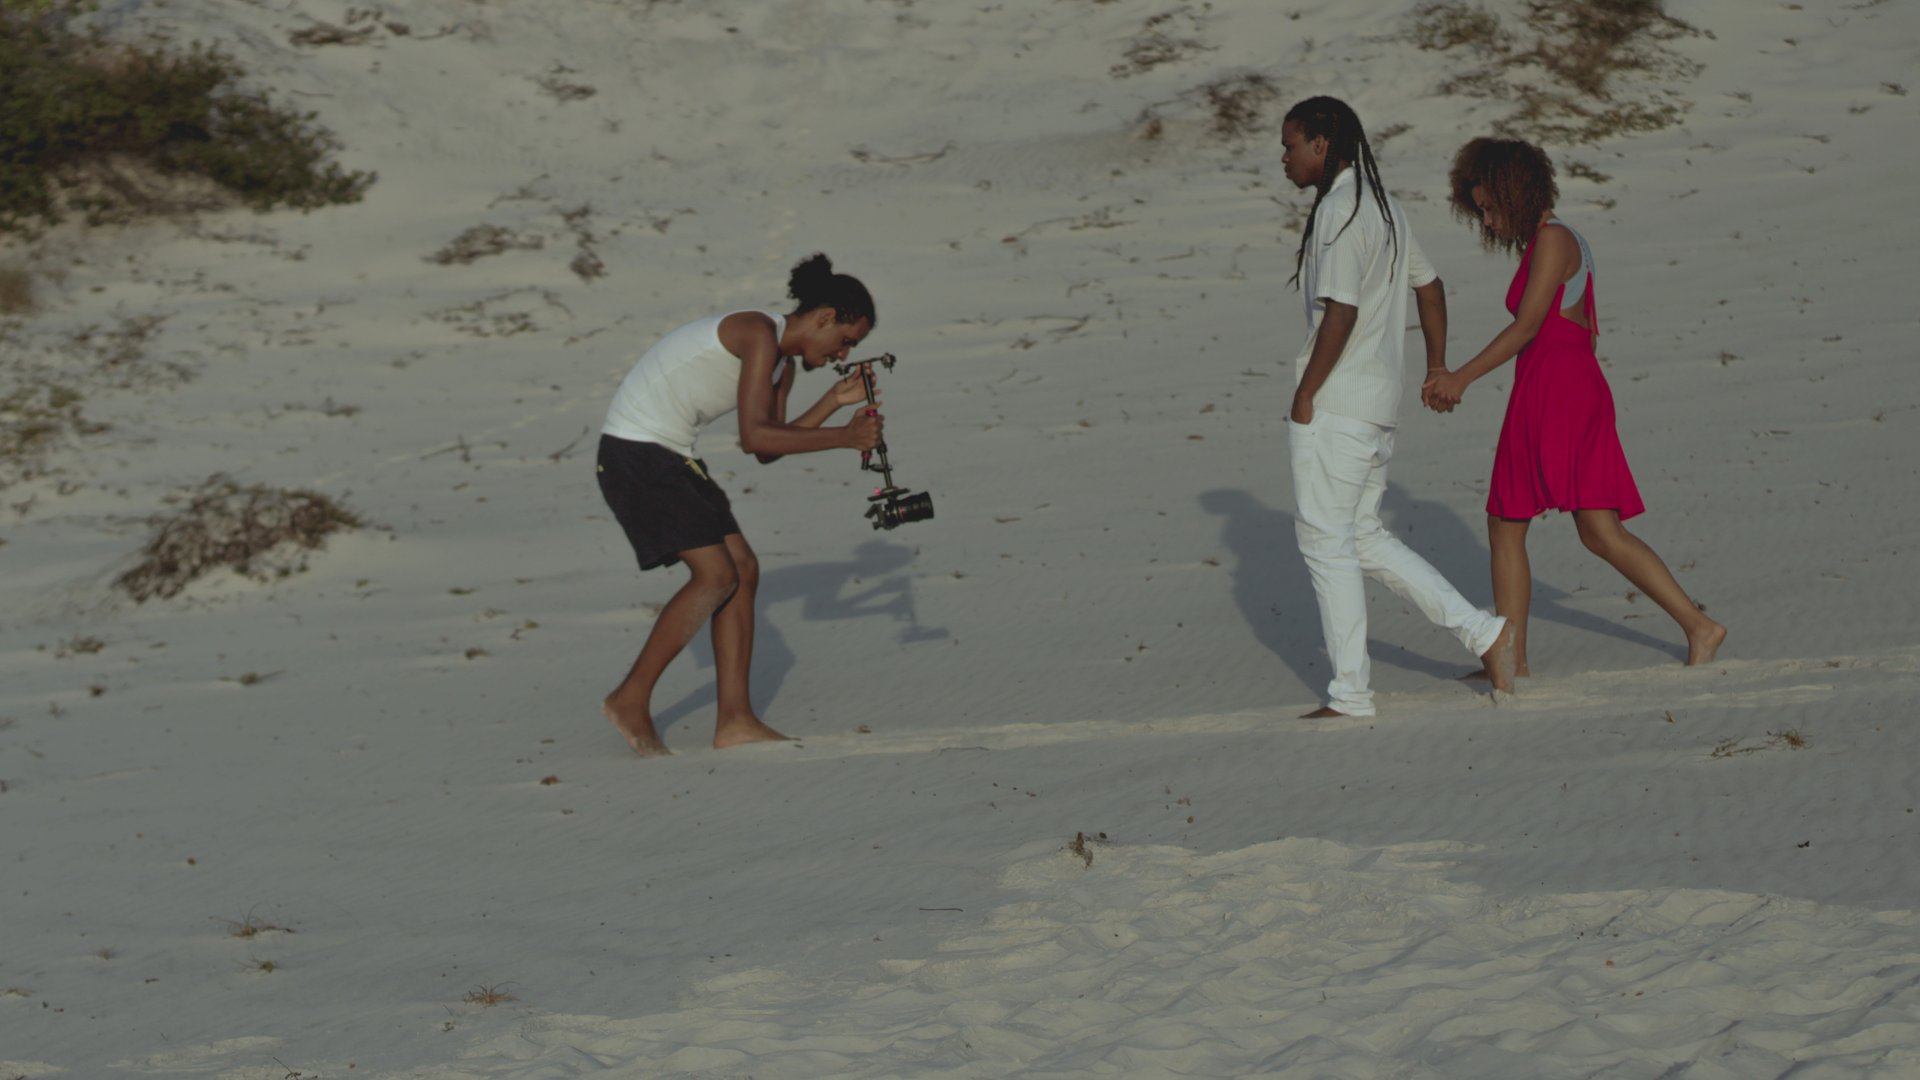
832, 353, 934, 530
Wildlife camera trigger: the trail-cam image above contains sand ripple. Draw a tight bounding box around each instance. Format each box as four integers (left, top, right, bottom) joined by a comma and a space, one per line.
403, 838, 1920, 1078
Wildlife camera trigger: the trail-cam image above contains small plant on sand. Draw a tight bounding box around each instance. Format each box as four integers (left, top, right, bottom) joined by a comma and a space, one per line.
0, 376, 105, 487
463, 983, 515, 1006
1202, 73, 1282, 140
1710, 728, 1809, 758
54, 634, 105, 657
1410, 0, 1702, 143
1135, 72, 1282, 146
0, 0, 374, 234
218, 911, 291, 938
0, 268, 34, 316
115, 474, 361, 602
1067, 830, 1110, 867
427, 224, 545, 266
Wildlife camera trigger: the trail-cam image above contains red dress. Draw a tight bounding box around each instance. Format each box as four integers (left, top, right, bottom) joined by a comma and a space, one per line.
1486, 232, 1645, 521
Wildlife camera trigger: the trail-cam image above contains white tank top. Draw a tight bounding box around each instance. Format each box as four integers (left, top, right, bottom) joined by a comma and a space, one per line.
601, 310, 785, 458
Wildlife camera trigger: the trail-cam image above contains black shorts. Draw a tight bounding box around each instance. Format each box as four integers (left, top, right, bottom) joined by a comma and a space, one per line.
596, 434, 741, 571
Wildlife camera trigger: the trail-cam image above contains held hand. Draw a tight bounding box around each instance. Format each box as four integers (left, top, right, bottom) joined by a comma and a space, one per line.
824, 367, 874, 410
1289, 392, 1314, 426
1422, 368, 1468, 412
844, 407, 884, 451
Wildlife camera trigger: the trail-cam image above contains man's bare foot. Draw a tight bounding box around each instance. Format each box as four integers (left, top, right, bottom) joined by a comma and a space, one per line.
1686, 620, 1728, 666
713, 712, 792, 750
1300, 706, 1346, 719
604, 699, 670, 757
1479, 620, 1518, 694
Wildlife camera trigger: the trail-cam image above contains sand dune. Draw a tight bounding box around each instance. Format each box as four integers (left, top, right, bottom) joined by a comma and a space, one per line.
3, 0, 1917, 1075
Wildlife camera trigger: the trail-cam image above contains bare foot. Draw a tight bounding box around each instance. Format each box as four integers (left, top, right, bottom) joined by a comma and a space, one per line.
1300, 706, 1347, 719
1459, 663, 1530, 683
1686, 620, 1728, 666
604, 699, 670, 757
1479, 620, 1518, 694
713, 711, 792, 750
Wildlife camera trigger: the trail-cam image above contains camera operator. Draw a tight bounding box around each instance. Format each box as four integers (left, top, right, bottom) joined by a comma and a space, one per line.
596, 254, 883, 756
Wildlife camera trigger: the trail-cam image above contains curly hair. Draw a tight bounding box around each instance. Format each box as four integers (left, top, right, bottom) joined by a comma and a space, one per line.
787, 253, 876, 327
1448, 137, 1558, 256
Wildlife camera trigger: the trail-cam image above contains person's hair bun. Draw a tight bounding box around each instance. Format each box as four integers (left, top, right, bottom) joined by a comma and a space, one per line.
788, 253, 835, 304
784, 252, 877, 327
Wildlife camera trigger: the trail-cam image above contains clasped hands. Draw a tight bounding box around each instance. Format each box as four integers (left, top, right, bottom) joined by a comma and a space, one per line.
1421, 367, 1469, 414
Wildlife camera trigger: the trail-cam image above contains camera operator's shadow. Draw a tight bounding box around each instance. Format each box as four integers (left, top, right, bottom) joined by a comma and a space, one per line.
1198, 485, 1679, 696
652, 539, 949, 732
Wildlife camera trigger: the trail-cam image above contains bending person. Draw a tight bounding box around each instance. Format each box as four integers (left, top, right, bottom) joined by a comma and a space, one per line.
1281, 95, 1516, 719
1423, 138, 1726, 671
597, 254, 883, 756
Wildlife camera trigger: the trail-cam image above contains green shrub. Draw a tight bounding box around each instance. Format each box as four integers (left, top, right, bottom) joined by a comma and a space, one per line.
0, 0, 373, 233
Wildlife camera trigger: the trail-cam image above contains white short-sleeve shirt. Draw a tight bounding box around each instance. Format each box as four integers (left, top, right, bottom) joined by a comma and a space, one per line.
1293, 167, 1436, 427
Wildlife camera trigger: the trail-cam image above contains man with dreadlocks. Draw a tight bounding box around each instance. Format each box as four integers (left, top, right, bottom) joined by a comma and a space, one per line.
1279, 95, 1516, 718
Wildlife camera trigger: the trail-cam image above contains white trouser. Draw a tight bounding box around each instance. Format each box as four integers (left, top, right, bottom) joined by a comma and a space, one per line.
1288, 410, 1506, 716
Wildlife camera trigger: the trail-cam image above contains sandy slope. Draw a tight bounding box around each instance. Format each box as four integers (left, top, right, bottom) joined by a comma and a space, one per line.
3, 0, 1919, 1076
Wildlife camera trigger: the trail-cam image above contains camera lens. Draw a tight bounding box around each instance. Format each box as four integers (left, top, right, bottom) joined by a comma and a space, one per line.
869, 490, 935, 530
895, 491, 934, 525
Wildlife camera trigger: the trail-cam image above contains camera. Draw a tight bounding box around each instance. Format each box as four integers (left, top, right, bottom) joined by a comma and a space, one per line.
833, 353, 935, 531
869, 487, 934, 530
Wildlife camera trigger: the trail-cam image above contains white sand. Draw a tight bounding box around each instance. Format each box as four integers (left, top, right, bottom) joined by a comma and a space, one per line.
4, 0, 1919, 1076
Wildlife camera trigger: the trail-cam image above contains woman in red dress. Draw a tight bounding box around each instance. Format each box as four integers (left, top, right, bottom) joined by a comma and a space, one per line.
1423, 138, 1725, 674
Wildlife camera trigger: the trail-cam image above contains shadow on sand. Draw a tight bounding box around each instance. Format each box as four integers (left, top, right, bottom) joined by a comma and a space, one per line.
653, 539, 948, 733
1199, 483, 1678, 698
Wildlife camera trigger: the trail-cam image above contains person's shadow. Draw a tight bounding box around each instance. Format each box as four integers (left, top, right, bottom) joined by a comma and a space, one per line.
1197, 488, 1335, 695
1198, 484, 1678, 697
1376, 484, 1678, 661
653, 539, 949, 731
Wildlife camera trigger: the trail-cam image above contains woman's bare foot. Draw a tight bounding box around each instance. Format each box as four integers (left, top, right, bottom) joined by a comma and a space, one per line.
1686, 620, 1728, 666
1479, 621, 1518, 694
713, 711, 792, 750
604, 699, 670, 757
1459, 662, 1531, 683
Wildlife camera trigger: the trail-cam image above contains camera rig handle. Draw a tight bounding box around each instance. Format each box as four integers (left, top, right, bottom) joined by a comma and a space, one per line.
833, 352, 898, 489
832, 353, 932, 530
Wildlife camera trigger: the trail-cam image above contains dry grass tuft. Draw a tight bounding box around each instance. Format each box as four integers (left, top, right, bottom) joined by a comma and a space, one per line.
464, 983, 515, 1006
1710, 729, 1809, 758
55, 634, 105, 657
116, 474, 362, 602
1068, 830, 1110, 867
1135, 72, 1282, 147
1109, 8, 1210, 78
1411, 0, 1702, 143
0, 376, 101, 486
0, 268, 34, 315
1, 311, 187, 489
1202, 73, 1282, 140
427, 224, 545, 266
219, 912, 291, 938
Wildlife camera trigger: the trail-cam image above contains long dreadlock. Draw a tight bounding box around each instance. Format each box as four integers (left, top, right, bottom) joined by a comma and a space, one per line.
1286, 96, 1397, 288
